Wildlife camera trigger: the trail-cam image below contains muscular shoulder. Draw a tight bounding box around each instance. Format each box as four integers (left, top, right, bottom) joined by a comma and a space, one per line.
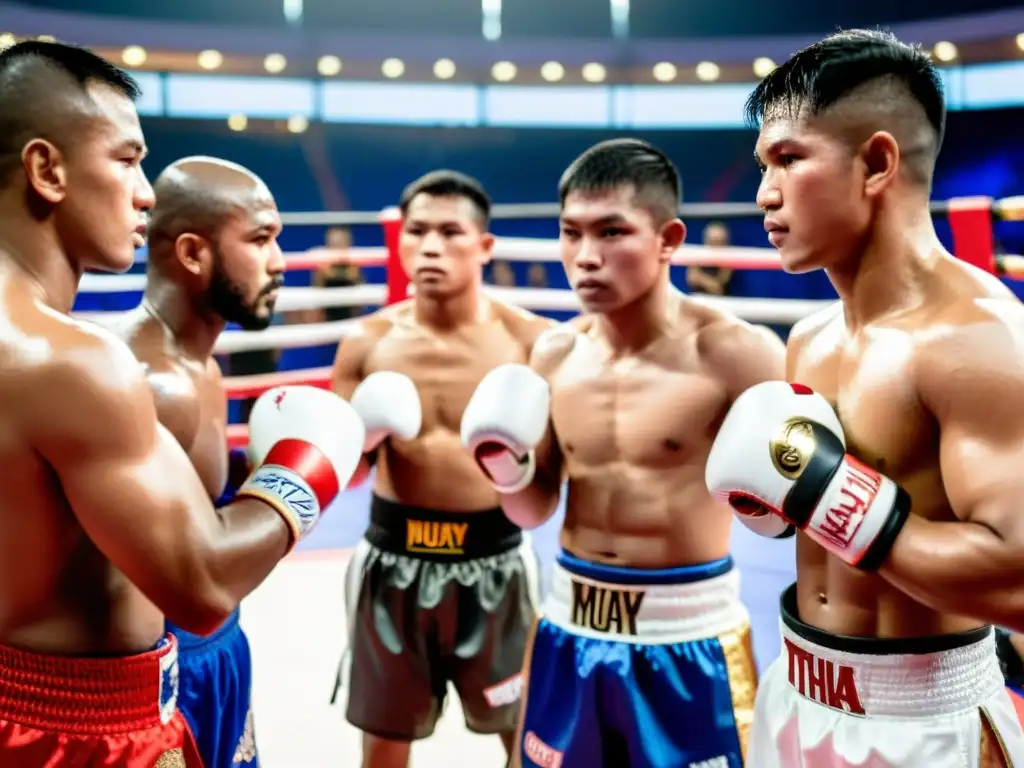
690, 302, 786, 396
787, 301, 842, 357
529, 319, 583, 379
24, 316, 158, 452
914, 296, 1024, 417
492, 300, 556, 354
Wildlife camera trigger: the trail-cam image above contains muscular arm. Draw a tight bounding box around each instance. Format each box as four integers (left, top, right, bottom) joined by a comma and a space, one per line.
35, 336, 290, 636
330, 320, 383, 400
497, 324, 571, 529
879, 315, 1024, 631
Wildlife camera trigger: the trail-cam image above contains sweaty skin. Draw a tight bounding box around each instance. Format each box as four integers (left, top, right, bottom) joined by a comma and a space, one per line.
0, 269, 288, 656
788, 253, 1024, 639
112, 309, 238, 503
333, 298, 551, 510
511, 292, 785, 568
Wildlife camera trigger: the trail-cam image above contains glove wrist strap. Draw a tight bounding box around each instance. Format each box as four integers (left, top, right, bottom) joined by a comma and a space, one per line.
802, 455, 910, 570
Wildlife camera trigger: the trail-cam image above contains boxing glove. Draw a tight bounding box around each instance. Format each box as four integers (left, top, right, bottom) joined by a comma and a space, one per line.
461, 363, 551, 494
350, 371, 422, 453
705, 381, 911, 571
240, 385, 366, 547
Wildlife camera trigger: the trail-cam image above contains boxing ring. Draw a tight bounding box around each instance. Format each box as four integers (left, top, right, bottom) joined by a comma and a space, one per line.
81, 193, 1024, 766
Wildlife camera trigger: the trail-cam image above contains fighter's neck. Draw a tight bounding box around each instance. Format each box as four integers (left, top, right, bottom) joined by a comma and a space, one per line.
825, 205, 943, 330
414, 285, 489, 330
141, 286, 225, 363
0, 219, 80, 314
596, 279, 677, 354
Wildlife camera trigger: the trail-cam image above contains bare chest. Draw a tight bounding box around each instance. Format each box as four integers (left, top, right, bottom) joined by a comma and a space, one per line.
793, 329, 936, 480
552, 354, 728, 468
187, 377, 229, 500
366, 328, 528, 433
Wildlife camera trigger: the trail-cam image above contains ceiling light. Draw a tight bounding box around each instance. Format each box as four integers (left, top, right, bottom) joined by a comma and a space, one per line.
433, 58, 456, 80
121, 46, 147, 68
491, 61, 517, 82
264, 53, 287, 74
652, 62, 677, 82
695, 61, 720, 82
318, 55, 342, 77
540, 61, 564, 82
753, 57, 776, 78
381, 58, 405, 78
197, 50, 223, 70
582, 63, 606, 83
933, 41, 958, 62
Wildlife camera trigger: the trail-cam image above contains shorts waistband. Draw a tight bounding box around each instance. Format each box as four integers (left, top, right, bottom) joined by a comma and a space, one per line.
367, 493, 522, 561
0, 634, 180, 734
545, 549, 748, 644
167, 606, 241, 651
779, 584, 1002, 717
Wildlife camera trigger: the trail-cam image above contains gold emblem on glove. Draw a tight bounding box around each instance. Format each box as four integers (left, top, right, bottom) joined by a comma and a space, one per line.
770, 418, 816, 479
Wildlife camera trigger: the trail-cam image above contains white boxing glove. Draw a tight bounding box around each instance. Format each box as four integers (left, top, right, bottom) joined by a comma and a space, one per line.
350, 371, 422, 453
461, 363, 551, 494
706, 381, 910, 570
241, 386, 365, 548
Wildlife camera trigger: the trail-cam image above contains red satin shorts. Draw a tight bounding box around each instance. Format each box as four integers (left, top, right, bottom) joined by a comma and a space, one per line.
0, 634, 203, 766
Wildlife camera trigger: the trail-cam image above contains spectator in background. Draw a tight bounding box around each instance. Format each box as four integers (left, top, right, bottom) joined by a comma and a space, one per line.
313, 226, 364, 322
528, 262, 548, 288
490, 260, 516, 287
686, 221, 734, 296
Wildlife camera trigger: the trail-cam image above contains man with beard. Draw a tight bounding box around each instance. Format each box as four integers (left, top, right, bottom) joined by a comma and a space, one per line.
111, 156, 286, 767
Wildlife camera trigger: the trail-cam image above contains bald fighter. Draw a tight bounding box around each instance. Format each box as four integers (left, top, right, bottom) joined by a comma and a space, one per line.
462, 139, 786, 768
0, 41, 363, 766
331, 170, 551, 767
111, 156, 287, 767
707, 29, 1024, 767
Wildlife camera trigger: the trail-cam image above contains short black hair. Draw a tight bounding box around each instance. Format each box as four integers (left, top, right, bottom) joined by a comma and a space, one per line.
745, 29, 945, 184
0, 40, 140, 186
399, 169, 491, 228
558, 138, 681, 224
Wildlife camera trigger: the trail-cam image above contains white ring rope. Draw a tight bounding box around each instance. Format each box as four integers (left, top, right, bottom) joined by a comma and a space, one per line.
218, 289, 831, 354
85, 238, 782, 294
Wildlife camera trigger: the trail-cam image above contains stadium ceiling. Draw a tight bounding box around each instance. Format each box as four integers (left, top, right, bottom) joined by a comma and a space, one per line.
16, 0, 1024, 38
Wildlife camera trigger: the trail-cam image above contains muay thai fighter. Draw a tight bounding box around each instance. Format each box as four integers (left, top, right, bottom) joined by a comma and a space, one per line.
707, 28, 1024, 768
331, 170, 552, 767
462, 138, 787, 767
113, 155, 287, 767
0, 40, 364, 766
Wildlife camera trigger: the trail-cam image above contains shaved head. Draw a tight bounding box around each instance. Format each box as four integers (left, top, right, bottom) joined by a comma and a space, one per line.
148, 156, 272, 256
146, 156, 283, 331
746, 30, 945, 188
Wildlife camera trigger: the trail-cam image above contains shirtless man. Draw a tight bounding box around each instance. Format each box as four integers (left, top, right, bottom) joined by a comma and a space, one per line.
0, 41, 363, 766
705, 29, 1024, 767
461, 138, 786, 768
330, 170, 551, 767
111, 156, 286, 767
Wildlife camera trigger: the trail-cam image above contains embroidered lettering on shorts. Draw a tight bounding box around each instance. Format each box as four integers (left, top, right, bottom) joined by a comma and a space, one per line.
570, 578, 645, 635
405, 519, 468, 555
483, 673, 522, 708
523, 731, 563, 768
784, 638, 865, 715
